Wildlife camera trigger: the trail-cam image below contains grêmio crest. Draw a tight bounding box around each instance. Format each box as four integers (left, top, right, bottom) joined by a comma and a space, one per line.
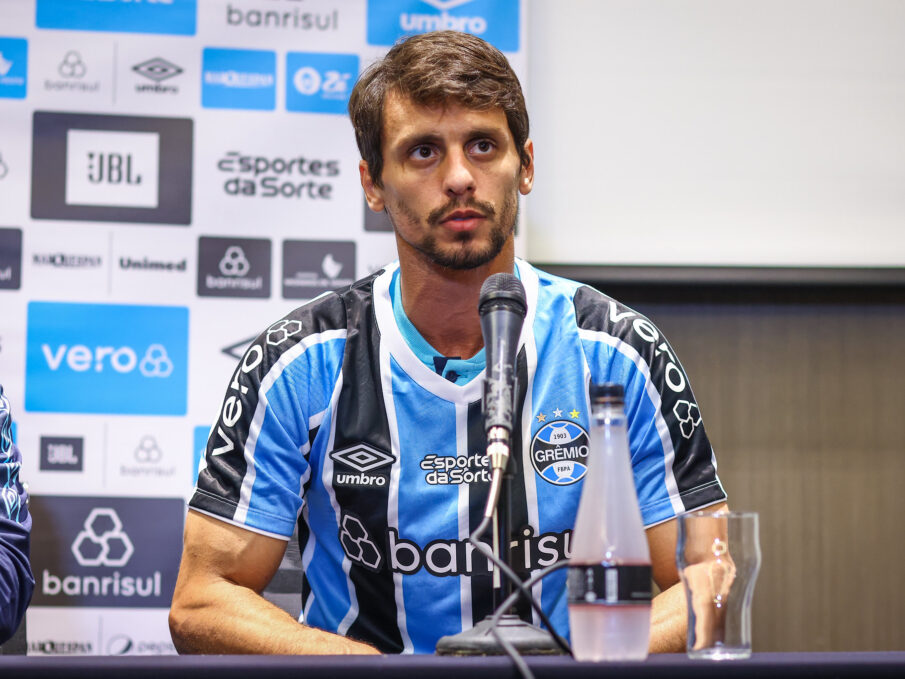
530, 420, 590, 486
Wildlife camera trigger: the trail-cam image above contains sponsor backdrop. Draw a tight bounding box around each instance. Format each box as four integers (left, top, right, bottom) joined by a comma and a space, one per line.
0, 0, 527, 656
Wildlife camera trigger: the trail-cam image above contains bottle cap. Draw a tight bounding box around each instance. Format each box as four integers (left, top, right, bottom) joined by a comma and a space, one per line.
589, 382, 625, 403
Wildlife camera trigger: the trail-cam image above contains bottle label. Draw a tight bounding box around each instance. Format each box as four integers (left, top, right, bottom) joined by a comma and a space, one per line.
567, 564, 652, 605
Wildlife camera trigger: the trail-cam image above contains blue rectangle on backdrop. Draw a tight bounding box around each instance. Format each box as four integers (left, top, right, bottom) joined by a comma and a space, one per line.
25, 302, 189, 415
0, 37, 28, 99
202, 48, 276, 111
36, 0, 197, 36
367, 0, 519, 52
286, 52, 359, 115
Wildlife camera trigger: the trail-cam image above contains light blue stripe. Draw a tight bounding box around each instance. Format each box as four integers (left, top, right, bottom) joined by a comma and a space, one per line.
392, 356, 463, 651
244, 337, 345, 536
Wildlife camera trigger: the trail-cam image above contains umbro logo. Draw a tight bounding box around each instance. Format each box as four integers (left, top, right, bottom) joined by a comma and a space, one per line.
331, 444, 394, 473
133, 58, 183, 83
331, 444, 395, 488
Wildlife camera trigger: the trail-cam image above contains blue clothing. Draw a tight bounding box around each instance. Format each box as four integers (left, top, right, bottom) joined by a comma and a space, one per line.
0, 386, 33, 645
191, 259, 726, 653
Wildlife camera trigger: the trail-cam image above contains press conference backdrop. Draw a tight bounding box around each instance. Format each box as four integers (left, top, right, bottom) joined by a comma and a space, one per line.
0, 0, 527, 656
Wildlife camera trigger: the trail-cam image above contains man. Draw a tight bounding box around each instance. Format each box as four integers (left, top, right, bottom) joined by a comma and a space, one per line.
0, 385, 33, 646
170, 31, 727, 655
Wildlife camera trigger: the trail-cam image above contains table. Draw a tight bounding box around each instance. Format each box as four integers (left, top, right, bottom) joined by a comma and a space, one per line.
0, 652, 903, 678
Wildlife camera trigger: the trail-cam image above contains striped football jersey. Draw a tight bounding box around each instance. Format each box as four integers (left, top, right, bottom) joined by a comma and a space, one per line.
190, 259, 726, 653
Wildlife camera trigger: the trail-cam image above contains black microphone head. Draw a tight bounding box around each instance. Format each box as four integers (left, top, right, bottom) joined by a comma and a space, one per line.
478, 273, 527, 318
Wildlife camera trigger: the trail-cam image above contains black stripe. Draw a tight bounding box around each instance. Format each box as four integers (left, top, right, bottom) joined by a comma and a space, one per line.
573, 286, 725, 505
466, 398, 494, 626
331, 280, 404, 653
508, 349, 533, 623
467, 349, 533, 626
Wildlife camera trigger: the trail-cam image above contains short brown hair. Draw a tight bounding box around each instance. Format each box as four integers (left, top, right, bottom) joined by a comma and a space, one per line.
348, 30, 530, 187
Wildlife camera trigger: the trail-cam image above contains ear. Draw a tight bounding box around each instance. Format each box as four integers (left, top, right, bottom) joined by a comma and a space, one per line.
359, 160, 385, 212
518, 139, 535, 196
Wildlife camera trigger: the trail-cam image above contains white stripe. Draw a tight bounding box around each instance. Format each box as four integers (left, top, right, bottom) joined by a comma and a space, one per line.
380, 326, 415, 653
577, 327, 685, 515
234, 328, 347, 524
455, 401, 472, 633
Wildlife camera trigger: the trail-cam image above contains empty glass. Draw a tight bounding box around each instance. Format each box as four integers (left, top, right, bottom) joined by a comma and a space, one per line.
676, 510, 761, 659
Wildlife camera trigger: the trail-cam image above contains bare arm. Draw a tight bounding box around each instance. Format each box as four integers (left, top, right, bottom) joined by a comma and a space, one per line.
168, 510, 379, 655
645, 501, 729, 653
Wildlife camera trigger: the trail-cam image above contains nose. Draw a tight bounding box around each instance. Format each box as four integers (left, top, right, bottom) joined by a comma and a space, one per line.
442, 149, 475, 197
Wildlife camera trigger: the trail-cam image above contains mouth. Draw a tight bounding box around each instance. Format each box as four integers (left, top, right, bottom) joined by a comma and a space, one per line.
439, 209, 487, 232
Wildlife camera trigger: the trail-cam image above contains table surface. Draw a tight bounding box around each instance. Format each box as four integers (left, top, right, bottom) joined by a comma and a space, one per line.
0, 652, 904, 679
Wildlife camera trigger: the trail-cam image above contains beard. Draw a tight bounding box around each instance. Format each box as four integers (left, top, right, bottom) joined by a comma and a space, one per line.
386, 185, 519, 271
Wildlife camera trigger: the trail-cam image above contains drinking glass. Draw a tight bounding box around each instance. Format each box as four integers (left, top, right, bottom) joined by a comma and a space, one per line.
676, 510, 761, 659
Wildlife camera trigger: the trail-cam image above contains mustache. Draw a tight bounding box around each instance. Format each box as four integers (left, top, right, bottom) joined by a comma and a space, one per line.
427, 198, 496, 227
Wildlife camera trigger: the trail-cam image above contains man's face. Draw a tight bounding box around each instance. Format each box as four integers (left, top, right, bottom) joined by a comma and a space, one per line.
360, 92, 534, 271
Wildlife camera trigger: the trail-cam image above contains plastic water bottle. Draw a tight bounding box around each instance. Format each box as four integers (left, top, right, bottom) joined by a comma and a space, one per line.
568, 382, 651, 661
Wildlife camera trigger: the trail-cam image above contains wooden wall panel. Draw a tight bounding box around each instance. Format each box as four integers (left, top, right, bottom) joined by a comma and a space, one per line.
626, 293, 905, 651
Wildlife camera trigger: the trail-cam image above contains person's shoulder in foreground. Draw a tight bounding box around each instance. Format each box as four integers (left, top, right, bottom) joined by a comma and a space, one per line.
0, 385, 34, 646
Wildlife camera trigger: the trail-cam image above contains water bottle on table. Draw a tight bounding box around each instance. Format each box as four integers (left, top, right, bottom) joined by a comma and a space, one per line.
568, 382, 651, 661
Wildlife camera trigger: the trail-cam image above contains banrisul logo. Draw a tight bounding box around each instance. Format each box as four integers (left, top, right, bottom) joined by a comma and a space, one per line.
202, 48, 276, 111
530, 420, 590, 486
367, 0, 519, 52
29, 496, 184, 608
25, 302, 189, 415
286, 52, 358, 115
35, 0, 197, 36
0, 37, 28, 99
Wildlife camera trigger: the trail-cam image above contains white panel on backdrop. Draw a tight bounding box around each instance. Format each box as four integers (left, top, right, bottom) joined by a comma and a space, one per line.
23, 227, 109, 300
28, 39, 113, 110
0, 106, 30, 225
27, 607, 175, 656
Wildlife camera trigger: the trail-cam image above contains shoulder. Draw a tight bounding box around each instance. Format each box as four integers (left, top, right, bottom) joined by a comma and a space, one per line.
234, 270, 383, 386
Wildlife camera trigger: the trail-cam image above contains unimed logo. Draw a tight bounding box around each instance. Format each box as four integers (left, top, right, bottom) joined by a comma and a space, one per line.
367, 0, 519, 51
25, 302, 189, 415
29, 495, 184, 608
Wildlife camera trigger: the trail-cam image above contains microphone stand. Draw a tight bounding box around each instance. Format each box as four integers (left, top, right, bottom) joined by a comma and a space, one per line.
436, 273, 567, 656
435, 430, 565, 656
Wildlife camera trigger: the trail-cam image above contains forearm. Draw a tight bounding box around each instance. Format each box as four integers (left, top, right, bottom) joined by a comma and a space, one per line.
648, 581, 687, 653
169, 577, 379, 655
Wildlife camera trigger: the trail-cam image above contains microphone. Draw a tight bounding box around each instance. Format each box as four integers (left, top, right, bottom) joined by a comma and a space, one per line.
478, 273, 527, 474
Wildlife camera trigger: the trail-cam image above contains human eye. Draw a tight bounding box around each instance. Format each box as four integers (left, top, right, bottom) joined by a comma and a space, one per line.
409, 144, 436, 161
469, 139, 496, 156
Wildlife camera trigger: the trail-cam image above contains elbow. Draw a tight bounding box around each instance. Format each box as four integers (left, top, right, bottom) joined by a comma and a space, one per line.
168, 595, 195, 654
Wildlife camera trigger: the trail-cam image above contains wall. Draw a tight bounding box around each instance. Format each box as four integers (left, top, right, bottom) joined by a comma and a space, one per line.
526, 0, 905, 272
599, 283, 905, 651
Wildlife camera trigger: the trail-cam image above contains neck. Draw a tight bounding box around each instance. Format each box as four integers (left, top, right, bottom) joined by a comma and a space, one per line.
397, 241, 516, 359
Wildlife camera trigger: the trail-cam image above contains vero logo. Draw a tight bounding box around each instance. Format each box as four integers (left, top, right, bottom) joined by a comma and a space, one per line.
25, 302, 189, 415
